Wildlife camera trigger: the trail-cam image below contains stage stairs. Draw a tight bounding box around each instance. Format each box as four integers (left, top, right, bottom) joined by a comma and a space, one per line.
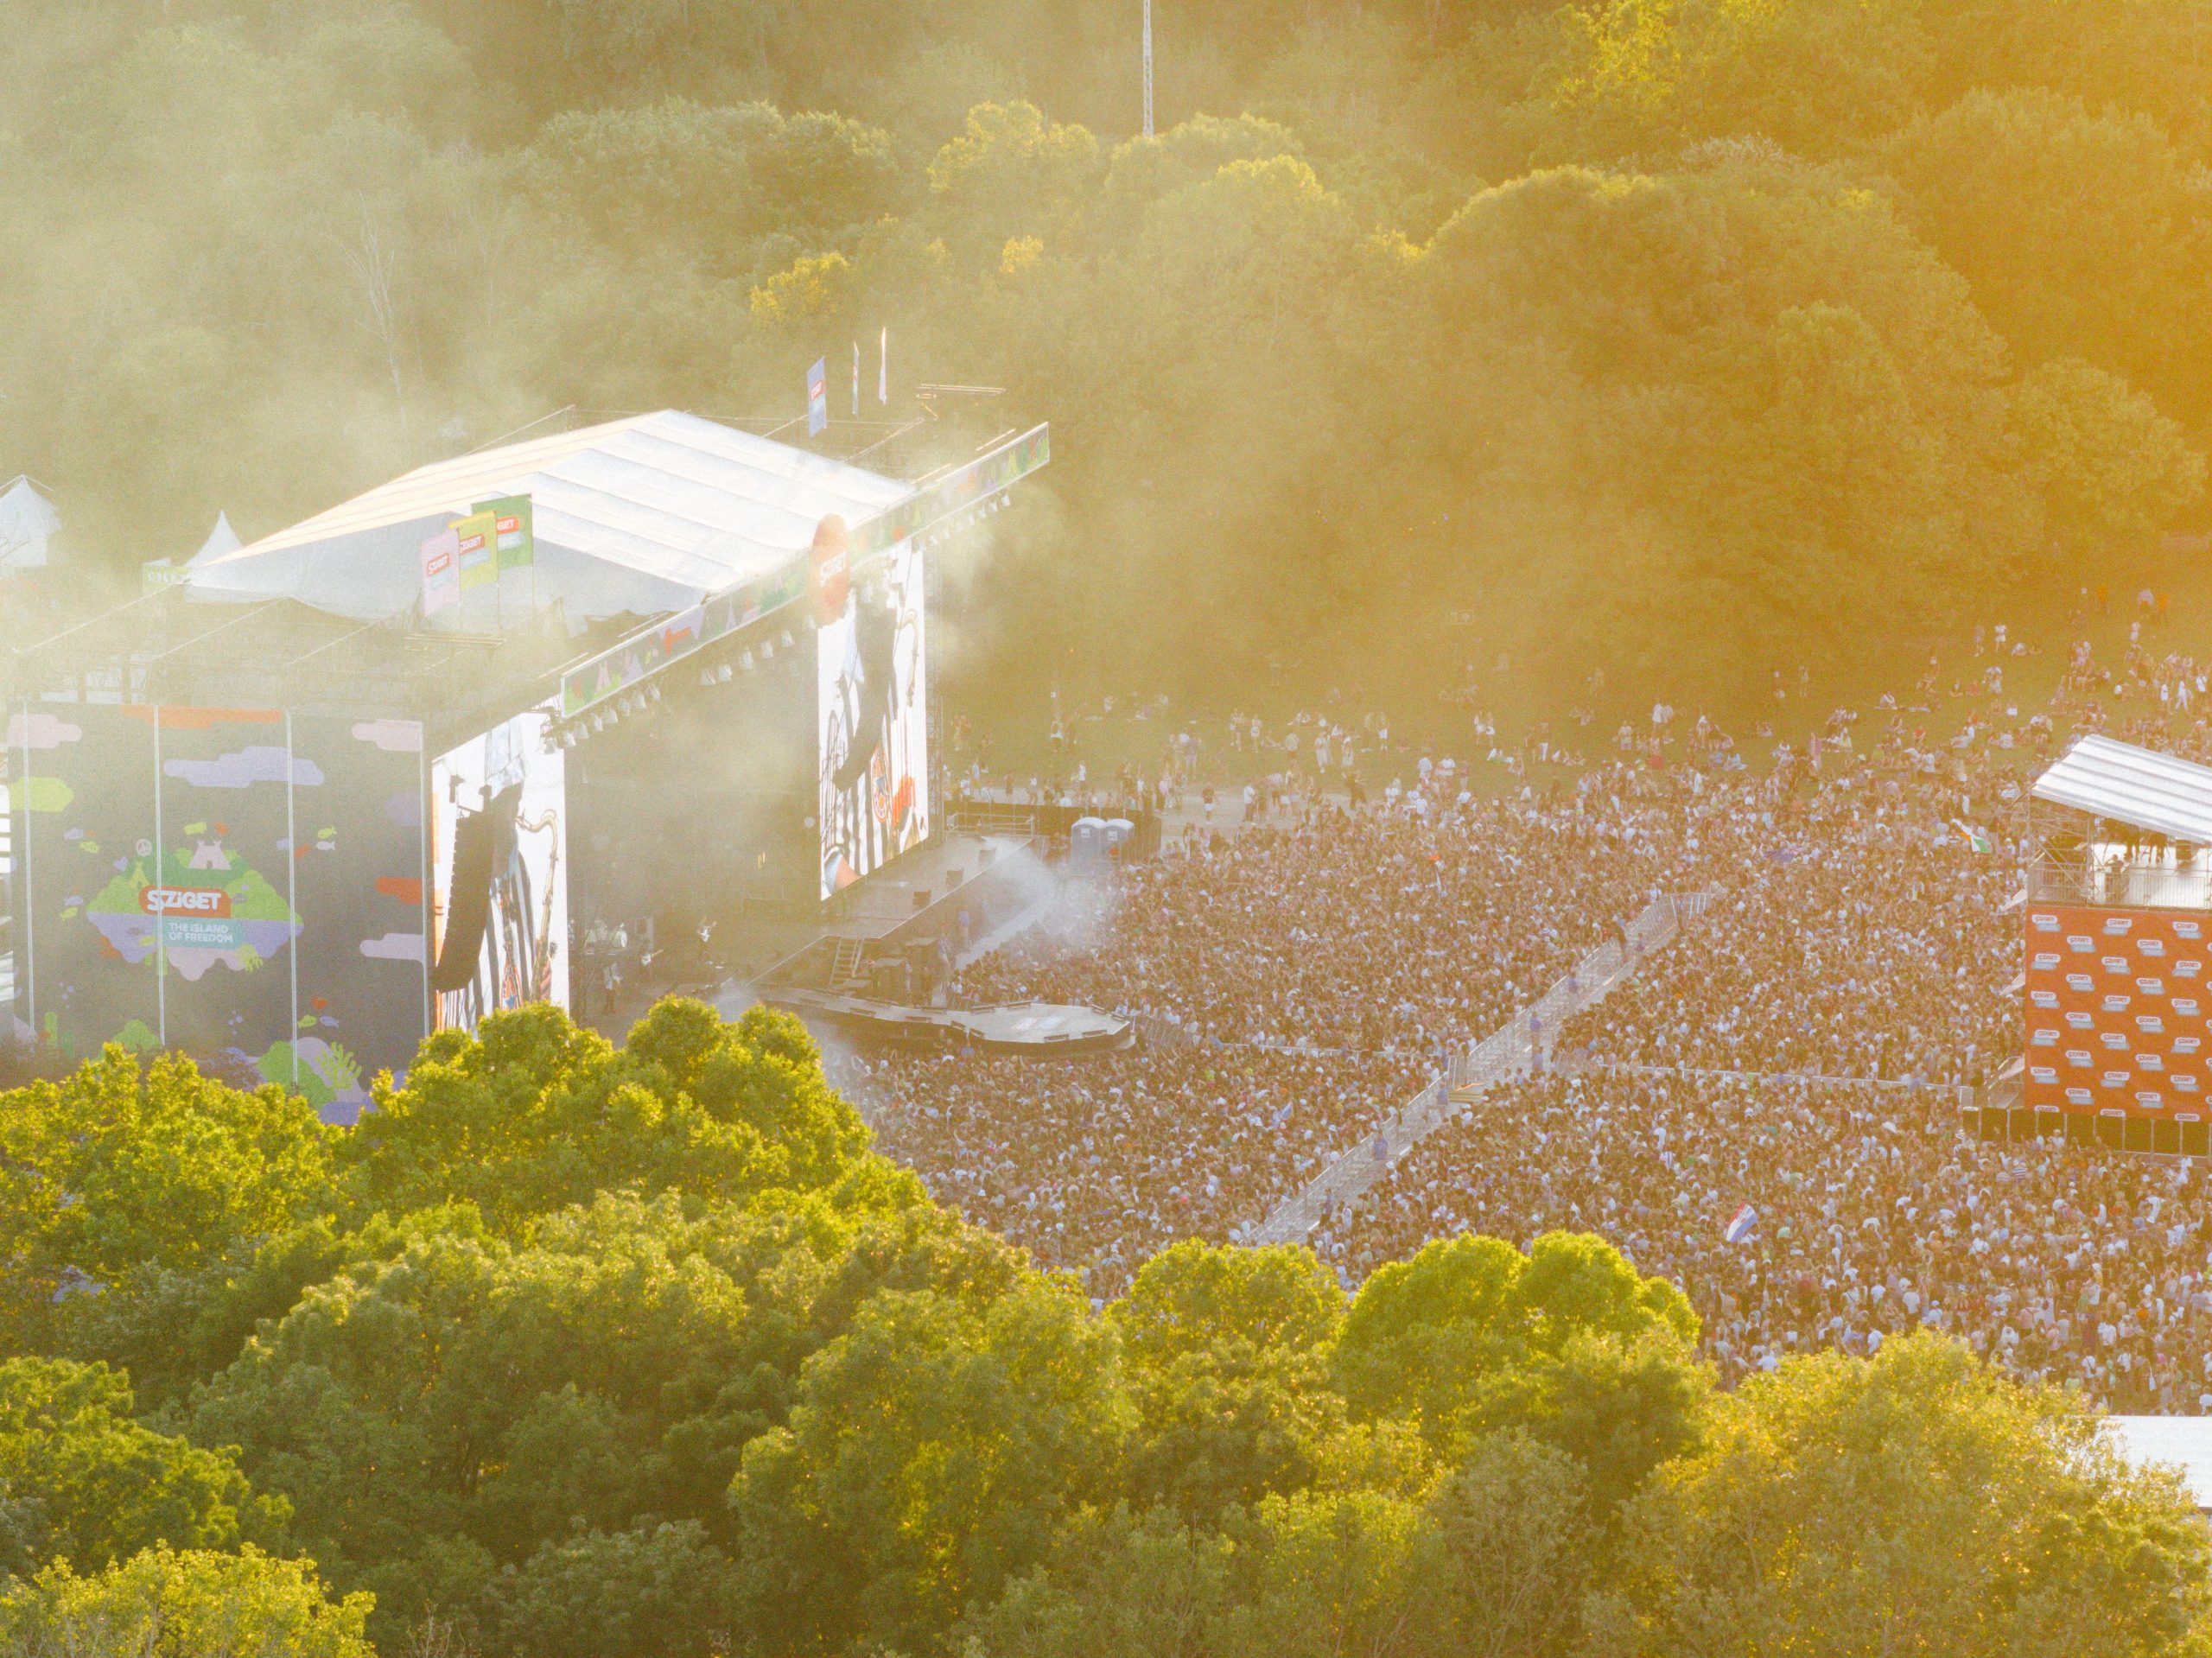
1249, 889, 1714, 1248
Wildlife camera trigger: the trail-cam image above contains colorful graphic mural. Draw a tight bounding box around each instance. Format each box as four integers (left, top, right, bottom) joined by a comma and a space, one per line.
5, 703, 429, 1123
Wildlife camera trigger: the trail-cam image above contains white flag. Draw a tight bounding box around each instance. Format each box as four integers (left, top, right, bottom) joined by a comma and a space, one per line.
879, 327, 888, 404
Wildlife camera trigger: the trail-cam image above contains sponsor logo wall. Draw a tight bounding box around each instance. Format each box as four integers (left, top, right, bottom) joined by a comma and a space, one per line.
5, 704, 429, 1121
429, 702, 569, 1032
2022, 904, 2212, 1117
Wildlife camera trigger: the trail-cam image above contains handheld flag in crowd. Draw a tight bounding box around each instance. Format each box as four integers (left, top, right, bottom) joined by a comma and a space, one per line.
1951, 819, 1993, 854
1723, 1203, 1758, 1245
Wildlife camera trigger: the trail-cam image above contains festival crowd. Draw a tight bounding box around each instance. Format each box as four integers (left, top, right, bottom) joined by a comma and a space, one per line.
842, 625, 2212, 1406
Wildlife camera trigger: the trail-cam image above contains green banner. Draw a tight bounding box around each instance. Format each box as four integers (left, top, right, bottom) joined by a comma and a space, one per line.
476, 494, 535, 571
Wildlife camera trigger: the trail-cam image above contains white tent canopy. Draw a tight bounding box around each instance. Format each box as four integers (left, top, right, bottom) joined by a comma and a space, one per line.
187, 411, 914, 624
2032, 734, 2212, 846
0, 475, 59, 572
188, 511, 241, 567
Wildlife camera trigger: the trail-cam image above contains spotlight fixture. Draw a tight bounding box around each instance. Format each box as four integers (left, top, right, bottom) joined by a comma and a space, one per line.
716, 664, 734, 683
779, 628, 795, 649
741, 649, 756, 672
700, 668, 715, 687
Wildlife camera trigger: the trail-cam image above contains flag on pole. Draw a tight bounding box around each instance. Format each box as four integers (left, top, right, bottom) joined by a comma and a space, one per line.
879, 327, 888, 404
476, 495, 535, 572
1723, 1204, 1759, 1245
453, 511, 499, 592
807, 357, 828, 435
421, 525, 461, 617
852, 341, 861, 416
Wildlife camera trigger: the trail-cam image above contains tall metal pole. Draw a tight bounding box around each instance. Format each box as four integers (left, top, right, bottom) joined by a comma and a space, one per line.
1141, 0, 1154, 137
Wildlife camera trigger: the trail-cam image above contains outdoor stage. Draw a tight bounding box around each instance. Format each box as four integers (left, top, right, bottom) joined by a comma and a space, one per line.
3, 410, 1054, 1113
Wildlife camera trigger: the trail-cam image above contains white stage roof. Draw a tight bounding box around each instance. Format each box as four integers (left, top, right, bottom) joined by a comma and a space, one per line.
2032, 734, 2212, 846
188, 411, 913, 624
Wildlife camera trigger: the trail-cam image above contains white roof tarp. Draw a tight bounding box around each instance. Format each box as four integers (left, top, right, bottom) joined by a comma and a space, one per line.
2031, 734, 2212, 845
0, 476, 59, 571
2107, 1415, 2212, 1511
187, 411, 913, 624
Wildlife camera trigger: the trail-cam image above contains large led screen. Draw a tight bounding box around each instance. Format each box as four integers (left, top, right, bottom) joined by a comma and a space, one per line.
817, 539, 929, 899
6, 703, 429, 1121
429, 702, 569, 1032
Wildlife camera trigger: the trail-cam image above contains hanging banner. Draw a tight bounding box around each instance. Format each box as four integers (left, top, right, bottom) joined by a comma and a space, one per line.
453, 511, 499, 592
476, 495, 535, 571
807, 357, 829, 435
421, 526, 461, 616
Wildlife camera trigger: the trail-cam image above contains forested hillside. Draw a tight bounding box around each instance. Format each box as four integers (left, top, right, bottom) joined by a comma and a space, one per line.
0, 1003, 2202, 1656
3, 0, 2209, 702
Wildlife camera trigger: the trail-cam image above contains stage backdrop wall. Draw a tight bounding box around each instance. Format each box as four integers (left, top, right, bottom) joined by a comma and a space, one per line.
5, 703, 429, 1121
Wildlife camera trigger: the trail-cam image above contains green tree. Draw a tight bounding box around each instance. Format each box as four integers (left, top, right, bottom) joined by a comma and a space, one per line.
1588, 1332, 2212, 1658
0, 1546, 374, 1658
0, 1357, 283, 1578
0, 1049, 336, 1348
1110, 1244, 1352, 1521
1414, 1430, 1592, 1658
2010, 355, 2206, 573
926, 101, 1102, 259
1335, 1232, 1704, 1513
1884, 86, 2212, 422
1217, 1489, 1428, 1658
486, 1521, 736, 1658
339, 1000, 916, 1233
732, 1279, 1133, 1655
960, 1504, 1237, 1658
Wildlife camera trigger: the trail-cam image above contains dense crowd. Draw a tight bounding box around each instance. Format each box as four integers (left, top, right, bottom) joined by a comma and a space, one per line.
842, 772, 1717, 1293
1323, 1070, 2212, 1413
1557, 836, 2020, 1084
843, 628, 2212, 1402
843, 1043, 1427, 1295
951, 786, 1711, 1053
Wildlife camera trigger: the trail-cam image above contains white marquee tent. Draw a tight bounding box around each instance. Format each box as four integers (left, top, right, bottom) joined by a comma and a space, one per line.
0, 475, 59, 574
187, 411, 913, 625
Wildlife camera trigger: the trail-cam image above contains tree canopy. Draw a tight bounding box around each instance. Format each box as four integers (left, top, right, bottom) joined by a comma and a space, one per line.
0, 1004, 2202, 1655
6, 0, 2209, 706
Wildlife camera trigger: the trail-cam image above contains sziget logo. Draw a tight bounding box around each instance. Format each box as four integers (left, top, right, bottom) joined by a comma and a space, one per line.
140, 886, 230, 918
